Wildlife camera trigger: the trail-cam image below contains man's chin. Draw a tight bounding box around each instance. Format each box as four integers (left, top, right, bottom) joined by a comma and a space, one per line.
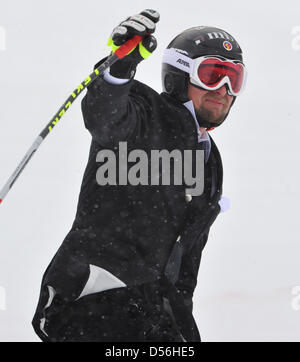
211, 115, 226, 125
195, 107, 226, 126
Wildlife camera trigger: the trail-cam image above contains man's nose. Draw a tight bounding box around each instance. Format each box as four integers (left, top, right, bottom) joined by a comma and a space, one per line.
212, 85, 228, 97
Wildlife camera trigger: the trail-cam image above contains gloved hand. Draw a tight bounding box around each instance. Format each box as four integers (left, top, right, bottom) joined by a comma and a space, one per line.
108, 9, 160, 79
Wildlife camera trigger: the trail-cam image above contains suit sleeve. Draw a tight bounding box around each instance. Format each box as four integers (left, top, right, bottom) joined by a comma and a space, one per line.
81, 59, 148, 147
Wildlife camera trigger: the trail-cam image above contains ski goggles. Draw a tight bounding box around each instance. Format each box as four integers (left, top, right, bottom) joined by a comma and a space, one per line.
163, 48, 247, 96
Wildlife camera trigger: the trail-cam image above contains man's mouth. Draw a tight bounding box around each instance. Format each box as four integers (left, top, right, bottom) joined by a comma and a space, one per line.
205, 98, 224, 107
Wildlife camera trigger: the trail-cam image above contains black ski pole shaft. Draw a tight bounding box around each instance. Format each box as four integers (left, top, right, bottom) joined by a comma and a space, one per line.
0, 35, 143, 205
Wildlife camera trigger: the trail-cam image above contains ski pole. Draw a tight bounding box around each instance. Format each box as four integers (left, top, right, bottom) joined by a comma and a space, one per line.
0, 35, 143, 205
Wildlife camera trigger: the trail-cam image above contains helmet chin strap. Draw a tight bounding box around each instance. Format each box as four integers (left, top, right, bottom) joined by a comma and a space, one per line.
196, 114, 225, 129
193, 96, 237, 131
184, 84, 237, 132
187, 82, 237, 131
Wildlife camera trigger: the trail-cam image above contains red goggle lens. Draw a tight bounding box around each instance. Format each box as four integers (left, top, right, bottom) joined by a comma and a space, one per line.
197, 58, 244, 94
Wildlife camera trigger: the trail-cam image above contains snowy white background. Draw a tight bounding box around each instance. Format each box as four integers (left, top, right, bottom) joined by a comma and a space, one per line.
0, 0, 300, 342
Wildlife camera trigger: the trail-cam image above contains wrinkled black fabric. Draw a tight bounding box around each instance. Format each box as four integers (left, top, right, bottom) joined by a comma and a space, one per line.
32, 72, 223, 342
33, 281, 198, 342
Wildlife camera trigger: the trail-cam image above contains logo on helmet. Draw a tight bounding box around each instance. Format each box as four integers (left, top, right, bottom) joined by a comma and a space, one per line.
176, 58, 190, 68
223, 41, 232, 51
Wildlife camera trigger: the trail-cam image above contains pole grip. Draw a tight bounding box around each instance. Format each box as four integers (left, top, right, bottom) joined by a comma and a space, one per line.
114, 35, 143, 59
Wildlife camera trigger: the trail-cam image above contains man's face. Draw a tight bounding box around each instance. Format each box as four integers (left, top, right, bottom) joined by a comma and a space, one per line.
187, 83, 234, 126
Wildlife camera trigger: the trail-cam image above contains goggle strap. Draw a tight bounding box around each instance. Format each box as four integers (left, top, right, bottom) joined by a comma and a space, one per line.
162, 49, 194, 75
